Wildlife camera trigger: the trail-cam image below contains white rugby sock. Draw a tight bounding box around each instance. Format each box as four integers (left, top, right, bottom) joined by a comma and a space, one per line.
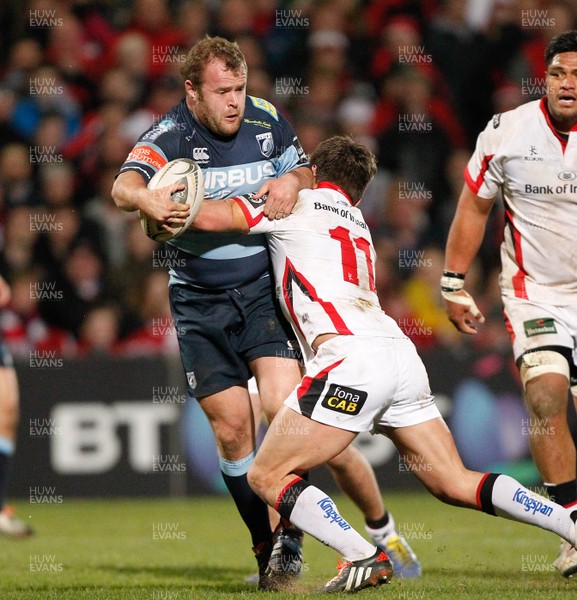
277, 478, 376, 560
479, 473, 576, 544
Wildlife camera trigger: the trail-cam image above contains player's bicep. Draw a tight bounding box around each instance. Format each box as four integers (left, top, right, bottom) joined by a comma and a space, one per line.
458, 184, 495, 219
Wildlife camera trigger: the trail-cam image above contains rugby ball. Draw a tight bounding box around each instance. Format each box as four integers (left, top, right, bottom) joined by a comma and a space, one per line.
140, 158, 205, 242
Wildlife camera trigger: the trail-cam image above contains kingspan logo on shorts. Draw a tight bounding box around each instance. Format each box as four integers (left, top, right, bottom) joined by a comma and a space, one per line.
321, 384, 367, 415
317, 497, 351, 530
512, 488, 553, 516
523, 318, 556, 337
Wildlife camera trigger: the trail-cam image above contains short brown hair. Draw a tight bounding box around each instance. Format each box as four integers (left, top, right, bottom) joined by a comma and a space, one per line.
310, 135, 377, 204
180, 35, 247, 89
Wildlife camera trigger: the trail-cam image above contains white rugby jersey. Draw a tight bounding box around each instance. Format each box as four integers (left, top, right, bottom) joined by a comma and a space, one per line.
234, 183, 406, 363
465, 98, 577, 305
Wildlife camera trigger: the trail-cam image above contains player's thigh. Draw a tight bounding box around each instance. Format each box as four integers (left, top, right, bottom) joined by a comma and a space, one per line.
249, 355, 301, 421
386, 418, 481, 505
200, 385, 257, 458
234, 276, 301, 414
254, 405, 357, 477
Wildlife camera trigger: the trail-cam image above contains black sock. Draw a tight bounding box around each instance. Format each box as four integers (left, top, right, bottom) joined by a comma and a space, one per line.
545, 479, 577, 507
365, 512, 390, 530
477, 472, 500, 516
221, 471, 272, 548
0, 451, 11, 511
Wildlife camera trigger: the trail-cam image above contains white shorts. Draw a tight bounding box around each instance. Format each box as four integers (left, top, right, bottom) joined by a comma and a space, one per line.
284, 336, 440, 432
502, 295, 577, 367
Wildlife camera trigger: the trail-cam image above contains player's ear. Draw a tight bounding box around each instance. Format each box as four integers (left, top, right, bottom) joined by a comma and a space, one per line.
185, 80, 198, 101
311, 164, 317, 188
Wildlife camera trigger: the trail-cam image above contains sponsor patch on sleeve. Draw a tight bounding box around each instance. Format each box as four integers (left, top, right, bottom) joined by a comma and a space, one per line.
249, 96, 279, 121
124, 143, 168, 172
321, 384, 367, 415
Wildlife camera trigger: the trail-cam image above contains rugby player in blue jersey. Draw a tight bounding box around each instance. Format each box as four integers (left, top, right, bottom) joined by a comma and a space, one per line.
112, 35, 420, 588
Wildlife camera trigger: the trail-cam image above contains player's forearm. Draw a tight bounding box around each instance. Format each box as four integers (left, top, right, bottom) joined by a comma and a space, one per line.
111, 171, 148, 212
192, 200, 241, 232
445, 186, 493, 274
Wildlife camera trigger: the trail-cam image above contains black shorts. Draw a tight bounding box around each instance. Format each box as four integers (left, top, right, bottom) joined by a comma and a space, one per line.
169, 275, 299, 398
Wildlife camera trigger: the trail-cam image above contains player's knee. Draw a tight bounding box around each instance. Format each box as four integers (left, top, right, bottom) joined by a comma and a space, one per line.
212, 424, 252, 458
246, 463, 267, 496
520, 351, 570, 418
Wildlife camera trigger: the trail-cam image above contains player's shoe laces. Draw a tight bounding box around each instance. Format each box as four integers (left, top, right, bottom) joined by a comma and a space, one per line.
266, 522, 304, 589
553, 540, 577, 578
0, 505, 34, 537
322, 546, 393, 593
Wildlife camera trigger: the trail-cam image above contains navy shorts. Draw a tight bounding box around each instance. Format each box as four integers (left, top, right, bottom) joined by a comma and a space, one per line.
169, 275, 299, 398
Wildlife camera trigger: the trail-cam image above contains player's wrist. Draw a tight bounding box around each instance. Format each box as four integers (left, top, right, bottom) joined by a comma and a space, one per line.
440, 270, 465, 293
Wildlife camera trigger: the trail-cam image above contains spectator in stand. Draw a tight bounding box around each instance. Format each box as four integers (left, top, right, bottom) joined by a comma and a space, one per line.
505, 1, 577, 102
0, 269, 76, 359
214, 0, 256, 39
116, 270, 179, 356
83, 166, 134, 269
78, 303, 122, 356
125, 0, 184, 79
0, 87, 27, 152
2, 206, 39, 280
37, 239, 108, 338
1, 38, 44, 100
424, 0, 494, 139
10, 64, 81, 143
107, 216, 157, 325
176, 1, 210, 48
0, 143, 39, 209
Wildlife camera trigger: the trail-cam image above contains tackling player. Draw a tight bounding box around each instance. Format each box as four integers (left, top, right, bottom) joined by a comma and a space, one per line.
190, 134, 577, 593
112, 36, 420, 587
443, 29, 577, 577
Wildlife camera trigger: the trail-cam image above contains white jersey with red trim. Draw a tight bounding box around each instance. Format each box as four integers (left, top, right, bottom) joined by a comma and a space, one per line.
465, 98, 577, 305
233, 183, 406, 363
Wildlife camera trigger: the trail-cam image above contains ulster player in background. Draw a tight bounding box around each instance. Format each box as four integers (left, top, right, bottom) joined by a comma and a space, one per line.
191, 134, 577, 593
443, 29, 577, 578
112, 36, 420, 589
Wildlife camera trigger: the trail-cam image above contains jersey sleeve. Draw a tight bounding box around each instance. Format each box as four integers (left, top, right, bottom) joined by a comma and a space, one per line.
232, 194, 275, 233
464, 114, 504, 199
117, 117, 182, 182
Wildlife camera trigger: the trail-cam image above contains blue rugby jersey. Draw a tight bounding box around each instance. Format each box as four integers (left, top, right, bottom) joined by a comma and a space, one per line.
120, 96, 310, 289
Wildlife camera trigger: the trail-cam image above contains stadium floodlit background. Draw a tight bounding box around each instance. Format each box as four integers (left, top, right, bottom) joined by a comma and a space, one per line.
1, 0, 577, 597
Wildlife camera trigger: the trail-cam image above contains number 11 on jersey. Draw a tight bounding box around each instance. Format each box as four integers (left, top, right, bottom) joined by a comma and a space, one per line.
329, 226, 376, 292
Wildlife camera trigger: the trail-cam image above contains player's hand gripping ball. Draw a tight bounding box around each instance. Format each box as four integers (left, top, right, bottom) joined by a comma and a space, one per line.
140, 158, 205, 242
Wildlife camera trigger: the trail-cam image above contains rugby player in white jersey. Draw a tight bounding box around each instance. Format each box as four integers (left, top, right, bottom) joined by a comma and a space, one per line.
191, 135, 577, 593
443, 29, 577, 577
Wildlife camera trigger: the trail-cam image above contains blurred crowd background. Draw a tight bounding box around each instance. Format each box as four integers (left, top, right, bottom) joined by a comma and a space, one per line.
0, 0, 572, 360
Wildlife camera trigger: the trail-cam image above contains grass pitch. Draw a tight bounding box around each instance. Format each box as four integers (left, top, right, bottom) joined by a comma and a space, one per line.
0, 492, 575, 599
